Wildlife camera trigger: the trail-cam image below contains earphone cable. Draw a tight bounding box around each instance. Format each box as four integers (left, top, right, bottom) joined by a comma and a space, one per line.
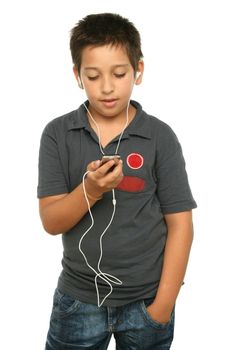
81, 174, 122, 307
80, 100, 130, 306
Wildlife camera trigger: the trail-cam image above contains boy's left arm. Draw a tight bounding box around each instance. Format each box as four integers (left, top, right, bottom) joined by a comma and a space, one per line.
147, 210, 194, 323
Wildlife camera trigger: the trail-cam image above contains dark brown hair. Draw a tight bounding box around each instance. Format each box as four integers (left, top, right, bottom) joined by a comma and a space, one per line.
70, 13, 143, 74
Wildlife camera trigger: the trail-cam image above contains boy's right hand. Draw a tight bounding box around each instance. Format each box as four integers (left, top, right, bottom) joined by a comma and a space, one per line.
84, 159, 124, 199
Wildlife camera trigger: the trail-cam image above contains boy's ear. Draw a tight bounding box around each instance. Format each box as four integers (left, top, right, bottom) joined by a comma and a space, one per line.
73, 66, 84, 89
135, 60, 144, 85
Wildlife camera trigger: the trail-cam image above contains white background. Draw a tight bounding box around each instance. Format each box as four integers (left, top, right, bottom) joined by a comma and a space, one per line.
0, 0, 232, 349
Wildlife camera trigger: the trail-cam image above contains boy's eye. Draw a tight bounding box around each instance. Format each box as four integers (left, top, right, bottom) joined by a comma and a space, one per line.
114, 73, 126, 78
87, 73, 126, 80
87, 76, 99, 80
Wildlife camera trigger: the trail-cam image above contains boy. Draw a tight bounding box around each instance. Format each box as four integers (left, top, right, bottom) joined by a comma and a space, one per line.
38, 13, 197, 350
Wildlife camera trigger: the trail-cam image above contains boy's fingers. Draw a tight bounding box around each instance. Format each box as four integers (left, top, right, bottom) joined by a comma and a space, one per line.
113, 161, 123, 176
97, 160, 117, 176
87, 160, 101, 172
106, 162, 124, 179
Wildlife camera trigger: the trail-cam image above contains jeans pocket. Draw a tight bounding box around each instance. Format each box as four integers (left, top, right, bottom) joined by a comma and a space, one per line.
52, 288, 81, 319
140, 297, 175, 330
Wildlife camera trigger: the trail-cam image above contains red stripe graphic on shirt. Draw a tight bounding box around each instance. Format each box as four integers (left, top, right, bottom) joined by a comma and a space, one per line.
117, 176, 145, 192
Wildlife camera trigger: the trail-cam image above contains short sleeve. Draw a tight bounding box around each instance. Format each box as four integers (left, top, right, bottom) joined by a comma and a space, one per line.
155, 122, 197, 214
37, 122, 69, 198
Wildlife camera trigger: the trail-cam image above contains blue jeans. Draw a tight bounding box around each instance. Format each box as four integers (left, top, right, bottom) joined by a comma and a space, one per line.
45, 288, 175, 349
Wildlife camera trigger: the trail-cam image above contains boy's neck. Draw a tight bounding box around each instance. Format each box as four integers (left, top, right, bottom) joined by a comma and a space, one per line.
86, 103, 137, 148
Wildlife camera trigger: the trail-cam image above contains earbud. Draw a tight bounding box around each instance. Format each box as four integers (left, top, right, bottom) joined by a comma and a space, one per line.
135, 72, 141, 81
78, 76, 84, 89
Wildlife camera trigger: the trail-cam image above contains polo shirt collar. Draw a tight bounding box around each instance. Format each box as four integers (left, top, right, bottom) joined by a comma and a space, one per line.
67, 100, 151, 140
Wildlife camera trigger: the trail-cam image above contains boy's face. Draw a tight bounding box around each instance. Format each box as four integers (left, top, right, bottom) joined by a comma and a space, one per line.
73, 44, 143, 119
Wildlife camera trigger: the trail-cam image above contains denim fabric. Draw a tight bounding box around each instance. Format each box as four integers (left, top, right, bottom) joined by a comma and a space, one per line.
45, 288, 175, 350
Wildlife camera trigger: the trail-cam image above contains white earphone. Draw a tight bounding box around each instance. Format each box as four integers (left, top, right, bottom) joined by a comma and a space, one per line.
80, 101, 130, 307
135, 71, 141, 81
78, 76, 84, 89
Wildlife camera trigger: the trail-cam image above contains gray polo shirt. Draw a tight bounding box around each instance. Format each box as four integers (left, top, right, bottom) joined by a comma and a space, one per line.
37, 100, 197, 307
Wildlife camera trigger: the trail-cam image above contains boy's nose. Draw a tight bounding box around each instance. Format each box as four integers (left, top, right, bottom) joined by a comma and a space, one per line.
101, 77, 114, 94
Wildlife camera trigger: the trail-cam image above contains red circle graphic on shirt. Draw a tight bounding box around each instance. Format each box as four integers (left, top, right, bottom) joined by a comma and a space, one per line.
127, 153, 144, 169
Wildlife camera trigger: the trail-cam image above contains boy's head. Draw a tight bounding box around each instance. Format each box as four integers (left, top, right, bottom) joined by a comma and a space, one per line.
70, 13, 144, 118
70, 13, 143, 77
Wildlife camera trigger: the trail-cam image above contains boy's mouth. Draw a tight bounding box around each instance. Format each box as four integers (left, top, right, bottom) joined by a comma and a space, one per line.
100, 99, 118, 108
